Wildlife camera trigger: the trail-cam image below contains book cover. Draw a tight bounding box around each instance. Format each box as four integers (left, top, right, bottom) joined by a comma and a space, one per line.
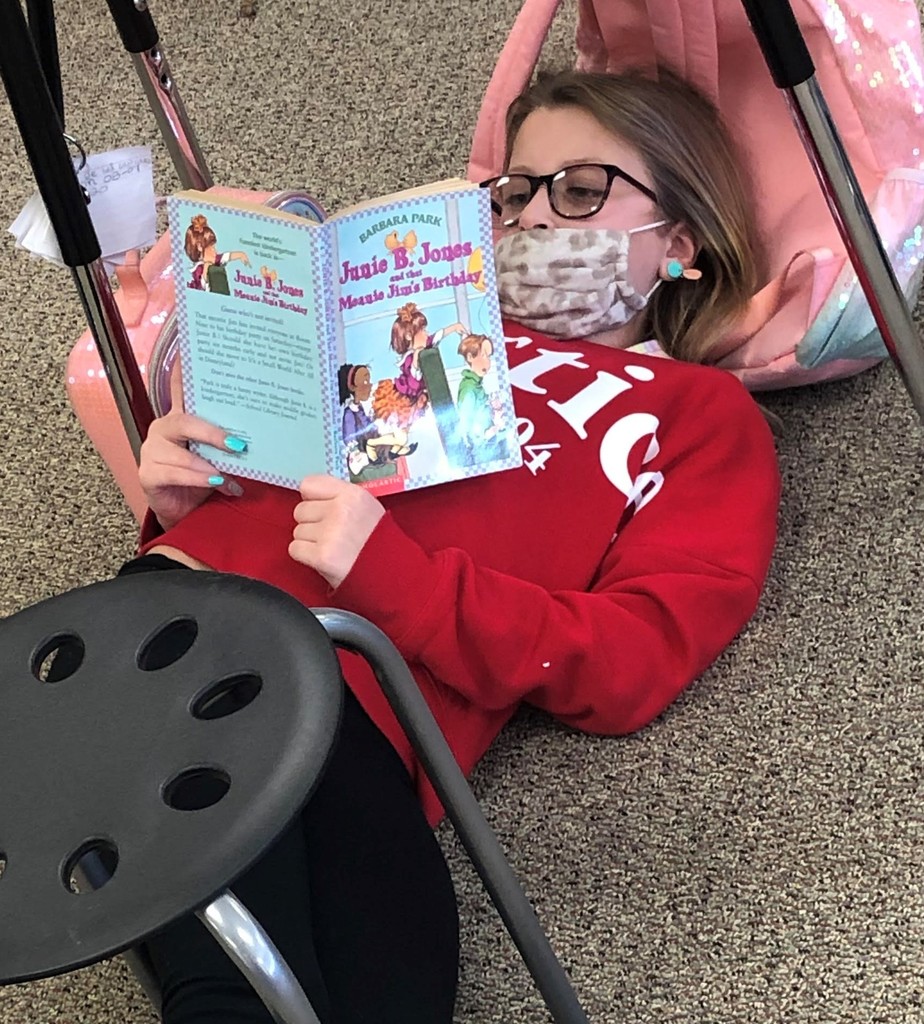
328, 187, 521, 496
167, 185, 521, 494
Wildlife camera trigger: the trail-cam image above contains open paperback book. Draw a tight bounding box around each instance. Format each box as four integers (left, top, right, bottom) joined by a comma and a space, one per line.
167, 179, 522, 495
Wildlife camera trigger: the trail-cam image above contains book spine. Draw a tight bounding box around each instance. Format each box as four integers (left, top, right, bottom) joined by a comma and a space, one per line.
166, 197, 197, 419
315, 224, 347, 480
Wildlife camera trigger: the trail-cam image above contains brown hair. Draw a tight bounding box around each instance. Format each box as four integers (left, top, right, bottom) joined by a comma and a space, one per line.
391, 302, 428, 354
184, 214, 217, 262
503, 68, 762, 365
458, 333, 491, 362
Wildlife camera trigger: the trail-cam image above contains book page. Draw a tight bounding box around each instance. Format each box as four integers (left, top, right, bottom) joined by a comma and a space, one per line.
327, 186, 521, 496
169, 195, 338, 488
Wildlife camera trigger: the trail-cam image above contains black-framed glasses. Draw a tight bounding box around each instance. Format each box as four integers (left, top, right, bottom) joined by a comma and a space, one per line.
480, 163, 658, 227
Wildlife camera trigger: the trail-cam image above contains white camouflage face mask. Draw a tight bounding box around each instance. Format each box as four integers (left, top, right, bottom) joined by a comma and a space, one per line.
494, 222, 667, 338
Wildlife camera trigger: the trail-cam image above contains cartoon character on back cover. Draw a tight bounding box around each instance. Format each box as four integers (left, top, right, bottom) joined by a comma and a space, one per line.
372, 302, 467, 430
184, 214, 250, 295
456, 333, 506, 458
340, 363, 418, 478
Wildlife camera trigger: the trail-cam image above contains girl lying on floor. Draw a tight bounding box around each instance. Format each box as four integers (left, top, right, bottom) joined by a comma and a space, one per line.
126, 67, 779, 1024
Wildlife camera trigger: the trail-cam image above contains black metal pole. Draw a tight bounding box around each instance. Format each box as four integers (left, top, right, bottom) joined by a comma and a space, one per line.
739, 0, 815, 89
740, 0, 924, 421
25, 0, 63, 122
104, 0, 158, 52
0, 0, 154, 456
0, 2, 96, 268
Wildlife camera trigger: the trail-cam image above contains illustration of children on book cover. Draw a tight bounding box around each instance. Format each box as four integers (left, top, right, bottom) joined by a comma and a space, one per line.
183, 213, 252, 294
332, 188, 519, 493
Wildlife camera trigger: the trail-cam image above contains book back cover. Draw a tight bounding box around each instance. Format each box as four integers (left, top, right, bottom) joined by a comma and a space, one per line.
169, 195, 339, 488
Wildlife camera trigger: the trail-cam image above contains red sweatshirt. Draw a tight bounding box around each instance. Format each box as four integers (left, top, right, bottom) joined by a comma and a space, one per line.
141, 325, 780, 825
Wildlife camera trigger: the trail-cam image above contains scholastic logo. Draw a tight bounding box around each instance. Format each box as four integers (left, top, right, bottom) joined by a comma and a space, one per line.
504, 335, 664, 514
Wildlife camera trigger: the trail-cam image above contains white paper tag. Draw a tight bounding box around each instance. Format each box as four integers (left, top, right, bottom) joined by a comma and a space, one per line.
8, 145, 157, 270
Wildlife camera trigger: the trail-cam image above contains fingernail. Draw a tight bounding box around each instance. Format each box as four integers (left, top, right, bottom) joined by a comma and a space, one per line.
226, 480, 244, 497
225, 435, 248, 453
208, 475, 225, 487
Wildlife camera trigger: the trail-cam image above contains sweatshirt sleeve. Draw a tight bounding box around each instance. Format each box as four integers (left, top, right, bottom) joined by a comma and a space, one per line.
138, 508, 165, 548
334, 380, 780, 736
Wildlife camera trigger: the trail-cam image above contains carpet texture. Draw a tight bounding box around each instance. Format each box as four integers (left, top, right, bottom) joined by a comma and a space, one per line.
1, 1, 923, 1021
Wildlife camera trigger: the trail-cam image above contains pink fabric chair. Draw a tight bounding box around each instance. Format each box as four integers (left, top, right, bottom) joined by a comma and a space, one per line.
64, 0, 924, 519
467, 0, 924, 389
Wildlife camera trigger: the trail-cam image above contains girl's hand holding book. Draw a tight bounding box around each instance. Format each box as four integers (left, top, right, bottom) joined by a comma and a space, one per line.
138, 364, 245, 531
289, 475, 386, 589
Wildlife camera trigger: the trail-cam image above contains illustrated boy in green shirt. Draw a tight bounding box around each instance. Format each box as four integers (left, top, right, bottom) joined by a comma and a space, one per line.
456, 333, 503, 458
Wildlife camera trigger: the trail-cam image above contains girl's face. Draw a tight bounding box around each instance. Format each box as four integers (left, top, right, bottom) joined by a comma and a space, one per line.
411, 328, 429, 351
352, 366, 372, 402
504, 105, 693, 293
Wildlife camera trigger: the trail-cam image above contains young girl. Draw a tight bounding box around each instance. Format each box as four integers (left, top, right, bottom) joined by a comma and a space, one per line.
371, 303, 468, 429
183, 214, 250, 294
338, 362, 416, 476
130, 68, 779, 1024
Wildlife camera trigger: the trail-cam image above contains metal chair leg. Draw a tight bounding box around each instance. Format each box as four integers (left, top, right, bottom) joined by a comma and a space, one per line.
198, 890, 322, 1024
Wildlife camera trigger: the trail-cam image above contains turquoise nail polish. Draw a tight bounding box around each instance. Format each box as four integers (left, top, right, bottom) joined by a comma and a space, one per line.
208, 475, 225, 487
225, 435, 248, 453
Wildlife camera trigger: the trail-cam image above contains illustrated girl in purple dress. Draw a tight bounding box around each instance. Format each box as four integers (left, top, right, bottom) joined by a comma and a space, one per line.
372, 302, 466, 430
339, 363, 416, 476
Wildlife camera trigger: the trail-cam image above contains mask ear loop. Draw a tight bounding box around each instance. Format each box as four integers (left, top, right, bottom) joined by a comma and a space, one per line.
628, 218, 669, 235
625, 220, 671, 301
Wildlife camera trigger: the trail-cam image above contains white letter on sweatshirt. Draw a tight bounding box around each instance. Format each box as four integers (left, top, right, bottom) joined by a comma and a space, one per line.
600, 412, 664, 511
548, 372, 634, 439
507, 348, 590, 395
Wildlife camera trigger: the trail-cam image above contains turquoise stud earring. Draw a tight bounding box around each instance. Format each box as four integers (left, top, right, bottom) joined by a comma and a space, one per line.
666, 258, 685, 280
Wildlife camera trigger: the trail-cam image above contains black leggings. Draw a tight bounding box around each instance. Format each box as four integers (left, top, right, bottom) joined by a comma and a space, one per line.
117, 555, 460, 1024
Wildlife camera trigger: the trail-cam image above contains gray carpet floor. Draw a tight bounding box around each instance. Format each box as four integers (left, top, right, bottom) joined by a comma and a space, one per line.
1, 1, 923, 1021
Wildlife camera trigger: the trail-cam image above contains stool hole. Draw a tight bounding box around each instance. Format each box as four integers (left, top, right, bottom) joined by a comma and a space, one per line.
192, 672, 263, 721
63, 839, 119, 895
138, 617, 198, 671
32, 633, 85, 683
163, 766, 231, 811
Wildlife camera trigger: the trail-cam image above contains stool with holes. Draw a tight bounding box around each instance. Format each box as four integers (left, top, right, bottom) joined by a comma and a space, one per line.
0, 570, 343, 1024
0, 569, 591, 1023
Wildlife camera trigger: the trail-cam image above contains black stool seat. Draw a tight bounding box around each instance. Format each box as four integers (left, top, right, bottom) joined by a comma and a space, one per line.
0, 571, 342, 984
